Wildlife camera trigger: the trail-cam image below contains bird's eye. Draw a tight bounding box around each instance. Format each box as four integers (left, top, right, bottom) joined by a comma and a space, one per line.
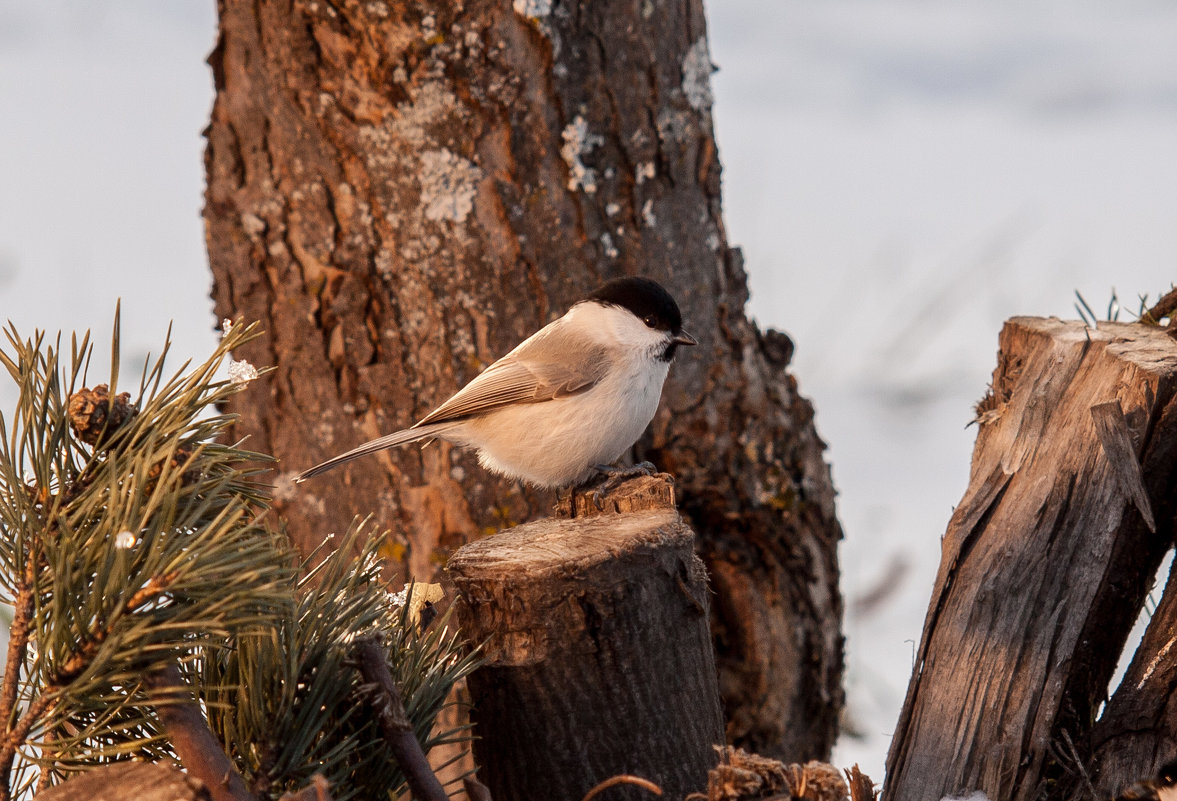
643, 315, 658, 328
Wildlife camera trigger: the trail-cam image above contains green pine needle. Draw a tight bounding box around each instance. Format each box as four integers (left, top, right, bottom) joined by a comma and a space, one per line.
200, 522, 480, 801
0, 312, 480, 800
0, 315, 291, 795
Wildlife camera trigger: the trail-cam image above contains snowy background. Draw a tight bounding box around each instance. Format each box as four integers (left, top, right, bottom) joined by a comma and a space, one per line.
3, 0, 1177, 783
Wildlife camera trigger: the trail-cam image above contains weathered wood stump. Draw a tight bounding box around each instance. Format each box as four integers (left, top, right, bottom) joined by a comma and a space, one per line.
885, 318, 1177, 801
448, 475, 723, 801
33, 762, 207, 801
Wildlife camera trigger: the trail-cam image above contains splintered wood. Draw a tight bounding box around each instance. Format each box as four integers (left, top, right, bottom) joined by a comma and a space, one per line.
886, 318, 1177, 801
687, 747, 877, 801
554, 473, 677, 519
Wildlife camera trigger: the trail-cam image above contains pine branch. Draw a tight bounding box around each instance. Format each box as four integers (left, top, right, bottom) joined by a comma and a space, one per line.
351, 638, 448, 801
2, 694, 56, 795
49, 569, 182, 688
0, 314, 291, 795
0, 548, 39, 801
0, 548, 33, 725
2, 313, 481, 799
199, 527, 480, 801
277, 774, 333, 801
145, 665, 256, 801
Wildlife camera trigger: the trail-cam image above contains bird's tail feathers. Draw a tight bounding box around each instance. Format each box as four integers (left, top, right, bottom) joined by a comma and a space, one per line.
293, 422, 458, 483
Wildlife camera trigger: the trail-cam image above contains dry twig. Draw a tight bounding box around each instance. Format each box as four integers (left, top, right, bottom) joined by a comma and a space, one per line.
145, 666, 256, 801
843, 765, 877, 801
351, 637, 448, 801
581, 774, 663, 801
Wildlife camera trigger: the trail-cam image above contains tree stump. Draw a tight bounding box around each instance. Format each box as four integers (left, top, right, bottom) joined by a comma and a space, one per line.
1085, 556, 1177, 798
447, 476, 723, 801
885, 318, 1177, 801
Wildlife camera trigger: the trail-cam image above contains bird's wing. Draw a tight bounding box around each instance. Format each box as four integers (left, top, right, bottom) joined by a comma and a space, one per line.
294, 323, 612, 483
416, 329, 611, 426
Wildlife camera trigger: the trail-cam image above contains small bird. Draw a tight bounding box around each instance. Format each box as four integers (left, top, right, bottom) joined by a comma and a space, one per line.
295, 276, 696, 489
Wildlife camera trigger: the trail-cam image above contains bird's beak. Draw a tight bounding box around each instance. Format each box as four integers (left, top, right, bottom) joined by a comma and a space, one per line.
673, 331, 698, 347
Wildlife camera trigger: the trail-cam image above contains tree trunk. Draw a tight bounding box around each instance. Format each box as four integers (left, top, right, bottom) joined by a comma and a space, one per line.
203, 0, 842, 758
884, 317, 1177, 801
448, 475, 724, 801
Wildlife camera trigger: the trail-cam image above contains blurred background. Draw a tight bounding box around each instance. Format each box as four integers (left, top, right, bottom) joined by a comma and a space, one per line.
2, 0, 1176, 781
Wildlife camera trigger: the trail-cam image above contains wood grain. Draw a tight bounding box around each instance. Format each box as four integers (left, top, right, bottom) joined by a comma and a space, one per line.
886, 318, 1177, 801
449, 498, 723, 801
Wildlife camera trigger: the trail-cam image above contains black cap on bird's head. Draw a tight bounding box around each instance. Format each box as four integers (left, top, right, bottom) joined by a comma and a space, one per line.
584, 276, 698, 359
587, 276, 683, 333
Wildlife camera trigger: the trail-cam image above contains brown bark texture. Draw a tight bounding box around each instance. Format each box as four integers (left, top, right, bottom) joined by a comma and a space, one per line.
448, 478, 724, 801
146, 666, 257, 801
350, 638, 449, 801
33, 762, 209, 801
884, 318, 1177, 801
1079, 547, 1177, 797
203, 0, 843, 757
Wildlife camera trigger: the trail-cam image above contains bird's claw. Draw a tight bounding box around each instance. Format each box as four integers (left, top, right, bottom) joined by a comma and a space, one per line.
590, 462, 657, 507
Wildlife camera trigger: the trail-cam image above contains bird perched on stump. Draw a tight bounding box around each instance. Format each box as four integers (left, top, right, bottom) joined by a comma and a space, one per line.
295, 276, 696, 490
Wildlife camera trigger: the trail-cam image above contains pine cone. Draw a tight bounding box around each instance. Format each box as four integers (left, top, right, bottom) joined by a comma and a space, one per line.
68, 384, 137, 447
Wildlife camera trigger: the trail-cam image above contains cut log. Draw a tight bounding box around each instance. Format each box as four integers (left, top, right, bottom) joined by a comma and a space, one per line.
33, 762, 207, 801
885, 318, 1177, 801
447, 476, 723, 801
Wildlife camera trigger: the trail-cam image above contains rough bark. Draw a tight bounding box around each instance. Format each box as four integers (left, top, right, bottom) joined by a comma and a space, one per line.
884, 318, 1177, 801
33, 762, 209, 801
351, 638, 448, 801
1075, 555, 1177, 798
448, 476, 724, 801
204, 0, 842, 757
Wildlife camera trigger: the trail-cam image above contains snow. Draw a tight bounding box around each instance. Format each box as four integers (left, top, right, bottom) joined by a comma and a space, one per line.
227, 359, 259, 385
708, 0, 1177, 780
0, 2, 218, 377
3, 0, 1177, 786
